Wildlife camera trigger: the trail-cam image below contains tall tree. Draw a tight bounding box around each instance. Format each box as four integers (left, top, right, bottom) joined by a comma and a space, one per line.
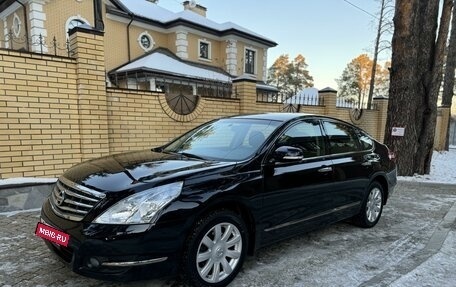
367, 0, 395, 109
384, 0, 453, 175
442, 0, 456, 150
337, 54, 389, 107
268, 54, 313, 99
267, 54, 290, 93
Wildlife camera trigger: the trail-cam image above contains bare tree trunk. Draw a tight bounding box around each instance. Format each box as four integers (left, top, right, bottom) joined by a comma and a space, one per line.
415, 0, 453, 173
442, 0, 456, 150
367, 0, 386, 109
384, 0, 451, 176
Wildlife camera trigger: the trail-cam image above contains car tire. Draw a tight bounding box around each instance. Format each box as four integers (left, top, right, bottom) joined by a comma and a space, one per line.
353, 182, 384, 228
182, 210, 248, 287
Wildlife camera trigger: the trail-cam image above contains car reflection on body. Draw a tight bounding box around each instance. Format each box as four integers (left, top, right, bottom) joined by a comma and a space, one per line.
36, 113, 397, 286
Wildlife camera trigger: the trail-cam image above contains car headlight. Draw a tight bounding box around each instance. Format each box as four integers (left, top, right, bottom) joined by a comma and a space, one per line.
93, 182, 183, 225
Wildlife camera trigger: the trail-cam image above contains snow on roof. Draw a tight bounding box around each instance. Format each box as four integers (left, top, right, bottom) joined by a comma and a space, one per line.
115, 0, 275, 45
114, 50, 232, 83
256, 83, 279, 92
117, 0, 175, 22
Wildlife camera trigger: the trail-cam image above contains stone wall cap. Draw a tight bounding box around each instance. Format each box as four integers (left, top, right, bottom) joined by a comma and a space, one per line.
233, 74, 257, 83
68, 25, 104, 37
319, 87, 337, 93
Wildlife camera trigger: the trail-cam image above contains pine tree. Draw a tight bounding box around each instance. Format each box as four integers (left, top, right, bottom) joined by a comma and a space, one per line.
267, 54, 313, 99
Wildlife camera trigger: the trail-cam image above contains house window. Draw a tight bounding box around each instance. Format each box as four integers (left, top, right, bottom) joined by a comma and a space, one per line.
68, 19, 85, 31
245, 48, 256, 74
65, 16, 90, 38
198, 39, 211, 60
141, 35, 151, 48
12, 13, 21, 37
138, 31, 155, 52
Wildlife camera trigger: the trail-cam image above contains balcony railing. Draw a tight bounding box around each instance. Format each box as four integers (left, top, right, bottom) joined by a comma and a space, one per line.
109, 71, 236, 100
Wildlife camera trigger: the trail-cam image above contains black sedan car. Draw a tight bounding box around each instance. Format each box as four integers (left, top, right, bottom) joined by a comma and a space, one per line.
36, 113, 397, 286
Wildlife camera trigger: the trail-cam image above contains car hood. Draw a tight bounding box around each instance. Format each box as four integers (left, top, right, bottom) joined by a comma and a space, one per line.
62, 150, 235, 192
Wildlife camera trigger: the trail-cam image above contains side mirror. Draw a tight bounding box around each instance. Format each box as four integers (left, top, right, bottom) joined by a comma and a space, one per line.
273, 146, 304, 162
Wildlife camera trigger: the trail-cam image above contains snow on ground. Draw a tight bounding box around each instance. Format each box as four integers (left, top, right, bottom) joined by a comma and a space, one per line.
398, 147, 456, 184
0, 177, 56, 187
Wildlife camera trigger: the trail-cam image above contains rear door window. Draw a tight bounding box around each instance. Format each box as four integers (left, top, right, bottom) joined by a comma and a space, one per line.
323, 121, 360, 154
357, 131, 374, 150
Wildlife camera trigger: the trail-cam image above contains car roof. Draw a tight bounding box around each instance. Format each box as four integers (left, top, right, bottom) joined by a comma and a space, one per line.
228, 113, 314, 122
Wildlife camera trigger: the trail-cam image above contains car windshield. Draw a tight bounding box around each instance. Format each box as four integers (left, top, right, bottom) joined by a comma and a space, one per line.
163, 118, 281, 161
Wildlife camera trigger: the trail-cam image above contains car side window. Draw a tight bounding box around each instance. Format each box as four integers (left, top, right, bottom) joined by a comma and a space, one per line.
358, 131, 374, 150
277, 120, 326, 158
323, 121, 360, 154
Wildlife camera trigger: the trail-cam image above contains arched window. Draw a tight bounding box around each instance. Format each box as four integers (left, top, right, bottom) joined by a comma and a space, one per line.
68, 19, 85, 31
65, 16, 90, 37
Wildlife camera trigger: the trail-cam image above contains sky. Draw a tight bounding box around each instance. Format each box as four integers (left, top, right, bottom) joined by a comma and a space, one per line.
155, 0, 389, 90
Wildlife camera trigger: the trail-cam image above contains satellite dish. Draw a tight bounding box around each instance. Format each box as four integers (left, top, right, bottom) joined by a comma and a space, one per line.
189, 0, 196, 8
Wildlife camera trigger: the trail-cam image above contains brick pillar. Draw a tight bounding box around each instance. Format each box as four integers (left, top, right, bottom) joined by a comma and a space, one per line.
233, 77, 257, 114
434, 106, 451, 151
69, 26, 109, 160
319, 87, 337, 117
372, 96, 389, 142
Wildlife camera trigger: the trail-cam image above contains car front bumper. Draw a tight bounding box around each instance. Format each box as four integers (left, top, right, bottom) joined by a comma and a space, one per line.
39, 199, 188, 281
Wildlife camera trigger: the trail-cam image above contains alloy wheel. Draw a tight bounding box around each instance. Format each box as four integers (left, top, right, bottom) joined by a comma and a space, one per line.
196, 222, 243, 283
366, 187, 382, 223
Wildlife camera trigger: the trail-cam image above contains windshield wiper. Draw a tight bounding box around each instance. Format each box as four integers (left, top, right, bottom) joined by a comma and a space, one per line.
178, 152, 206, 160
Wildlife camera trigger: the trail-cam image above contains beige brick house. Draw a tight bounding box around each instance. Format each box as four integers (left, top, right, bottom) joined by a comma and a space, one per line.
0, 0, 278, 97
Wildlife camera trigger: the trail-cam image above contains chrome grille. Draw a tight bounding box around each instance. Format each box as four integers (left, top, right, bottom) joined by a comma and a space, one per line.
50, 177, 106, 221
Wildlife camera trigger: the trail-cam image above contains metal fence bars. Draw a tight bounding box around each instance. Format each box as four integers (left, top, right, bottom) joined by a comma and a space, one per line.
1, 31, 70, 57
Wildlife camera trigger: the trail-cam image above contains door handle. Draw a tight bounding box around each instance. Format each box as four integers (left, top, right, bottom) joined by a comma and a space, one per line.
318, 166, 332, 173
364, 154, 380, 161
362, 154, 380, 166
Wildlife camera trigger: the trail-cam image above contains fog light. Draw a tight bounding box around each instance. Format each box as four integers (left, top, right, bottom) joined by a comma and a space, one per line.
87, 257, 101, 269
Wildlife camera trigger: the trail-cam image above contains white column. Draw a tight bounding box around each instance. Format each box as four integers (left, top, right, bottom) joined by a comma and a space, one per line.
225, 39, 237, 76
175, 30, 188, 59
191, 84, 197, 95
263, 48, 268, 82
3, 19, 8, 48
149, 78, 156, 91
29, 0, 48, 53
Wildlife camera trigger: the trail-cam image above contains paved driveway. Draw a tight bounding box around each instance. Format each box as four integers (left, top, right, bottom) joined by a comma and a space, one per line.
1, 181, 455, 287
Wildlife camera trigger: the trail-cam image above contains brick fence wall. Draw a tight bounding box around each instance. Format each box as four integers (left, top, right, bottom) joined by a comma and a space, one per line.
0, 27, 449, 179
0, 49, 81, 178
